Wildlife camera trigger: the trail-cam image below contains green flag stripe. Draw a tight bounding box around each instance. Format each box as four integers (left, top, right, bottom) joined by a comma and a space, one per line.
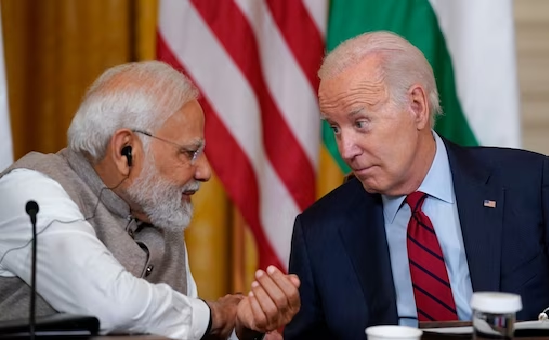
323, 0, 478, 173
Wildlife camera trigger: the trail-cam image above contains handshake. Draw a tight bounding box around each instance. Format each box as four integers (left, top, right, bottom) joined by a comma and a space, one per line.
203, 266, 301, 339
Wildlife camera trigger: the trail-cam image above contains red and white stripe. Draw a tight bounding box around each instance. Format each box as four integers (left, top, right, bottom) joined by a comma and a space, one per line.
158, 0, 328, 270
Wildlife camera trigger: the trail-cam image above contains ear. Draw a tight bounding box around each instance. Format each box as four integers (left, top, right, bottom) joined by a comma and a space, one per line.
408, 84, 430, 130
110, 129, 136, 176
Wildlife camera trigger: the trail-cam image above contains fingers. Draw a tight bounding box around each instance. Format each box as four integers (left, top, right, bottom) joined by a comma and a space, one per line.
248, 266, 300, 331
248, 292, 269, 330
259, 266, 300, 314
250, 280, 280, 330
289, 274, 301, 287
265, 267, 300, 295
256, 269, 289, 311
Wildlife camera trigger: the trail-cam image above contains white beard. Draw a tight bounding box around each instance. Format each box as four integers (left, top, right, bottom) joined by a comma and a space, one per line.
126, 160, 199, 231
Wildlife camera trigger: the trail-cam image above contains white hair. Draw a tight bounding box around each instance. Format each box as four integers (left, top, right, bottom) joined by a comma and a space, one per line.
319, 31, 442, 126
68, 61, 199, 161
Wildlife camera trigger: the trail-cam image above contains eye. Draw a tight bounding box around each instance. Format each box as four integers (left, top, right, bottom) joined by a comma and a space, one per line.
330, 125, 340, 134
180, 148, 197, 160
355, 120, 368, 129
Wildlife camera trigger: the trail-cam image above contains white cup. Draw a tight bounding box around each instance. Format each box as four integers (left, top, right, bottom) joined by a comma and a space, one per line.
366, 325, 423, 340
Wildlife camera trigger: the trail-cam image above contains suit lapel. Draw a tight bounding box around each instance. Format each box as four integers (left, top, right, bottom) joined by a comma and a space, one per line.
445, 141, 503, 292
338, 180, 398, 325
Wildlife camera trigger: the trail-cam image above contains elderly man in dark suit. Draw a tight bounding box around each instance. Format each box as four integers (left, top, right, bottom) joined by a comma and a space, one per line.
284, 31, 549, 340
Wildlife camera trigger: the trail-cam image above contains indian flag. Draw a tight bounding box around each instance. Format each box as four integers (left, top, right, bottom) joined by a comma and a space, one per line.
322, 0, 520, 175
0, 7, 12, 172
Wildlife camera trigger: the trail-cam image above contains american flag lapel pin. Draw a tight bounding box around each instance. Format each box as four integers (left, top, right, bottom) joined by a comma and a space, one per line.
483, 200, 497, 208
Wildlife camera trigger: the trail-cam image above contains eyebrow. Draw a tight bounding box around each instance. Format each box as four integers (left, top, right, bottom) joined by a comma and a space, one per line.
347, 107, 365, 117
319, 107, 366, 121
187, 139, 205, 148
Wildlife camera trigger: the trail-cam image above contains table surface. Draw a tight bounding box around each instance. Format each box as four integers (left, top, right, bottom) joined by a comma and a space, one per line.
88, 334, 549, 340
86, 322, 549, 340
91, 336, 169, 339
90, 335, 549, 340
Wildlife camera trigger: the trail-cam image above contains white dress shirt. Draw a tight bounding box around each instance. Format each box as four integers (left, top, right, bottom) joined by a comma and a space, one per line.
381, 132, 474, 327
0, 168, 212, 339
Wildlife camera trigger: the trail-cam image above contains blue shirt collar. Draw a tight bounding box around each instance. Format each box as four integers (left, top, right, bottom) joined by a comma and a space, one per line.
381, 132, 454, 224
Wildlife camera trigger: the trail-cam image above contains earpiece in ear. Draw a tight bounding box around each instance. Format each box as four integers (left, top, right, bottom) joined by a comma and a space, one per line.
121, 146, 133, 167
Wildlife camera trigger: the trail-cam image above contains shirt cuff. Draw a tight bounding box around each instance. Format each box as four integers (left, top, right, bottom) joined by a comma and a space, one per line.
192, 298, 211, 339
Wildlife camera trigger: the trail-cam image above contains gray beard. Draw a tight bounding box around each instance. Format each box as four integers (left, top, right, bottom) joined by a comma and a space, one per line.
126, 161, 198, 231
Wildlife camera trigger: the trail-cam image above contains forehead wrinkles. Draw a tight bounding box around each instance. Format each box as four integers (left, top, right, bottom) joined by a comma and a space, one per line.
319, 77, 387, 113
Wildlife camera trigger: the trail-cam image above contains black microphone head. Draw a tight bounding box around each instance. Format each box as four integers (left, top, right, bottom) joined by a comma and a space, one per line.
26, 200, 39, 215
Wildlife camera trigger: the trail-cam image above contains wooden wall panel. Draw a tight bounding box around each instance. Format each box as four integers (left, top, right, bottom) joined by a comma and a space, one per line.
515, 0, 549, 154
1, 0, 131, 159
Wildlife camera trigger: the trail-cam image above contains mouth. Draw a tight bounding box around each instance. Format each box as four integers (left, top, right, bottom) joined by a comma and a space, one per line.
182, 189, 197, 202
352, 166, 375, 178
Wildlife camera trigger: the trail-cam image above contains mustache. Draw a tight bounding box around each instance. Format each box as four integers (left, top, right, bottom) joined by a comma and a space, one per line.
181, 181, 200, 192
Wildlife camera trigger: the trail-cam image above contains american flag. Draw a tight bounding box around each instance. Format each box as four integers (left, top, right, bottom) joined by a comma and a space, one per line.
157, 0, 328, 270
484, 200, 497, 208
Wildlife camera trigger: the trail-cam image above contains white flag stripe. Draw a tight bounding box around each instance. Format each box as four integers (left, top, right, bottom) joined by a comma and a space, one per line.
159, 0, 264, 172
260, 163, 301, 267
176, 30, 299, 266
235, 0, 320, 167
0, 5, 12, 171
160, 0, 303, 267
159, 0, 327, 269
429, 0, 520, 148
302, 0, 328, 38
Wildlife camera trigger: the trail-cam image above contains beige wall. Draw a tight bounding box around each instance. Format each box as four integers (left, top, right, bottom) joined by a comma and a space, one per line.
516, 0, 549, 154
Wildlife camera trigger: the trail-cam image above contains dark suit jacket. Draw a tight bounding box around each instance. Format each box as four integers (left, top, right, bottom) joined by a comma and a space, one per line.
285, 141, 549, 340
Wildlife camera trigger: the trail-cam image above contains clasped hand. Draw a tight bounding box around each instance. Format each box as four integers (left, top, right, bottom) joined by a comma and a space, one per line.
236, 265, 300, 338
206, 266, 300, 339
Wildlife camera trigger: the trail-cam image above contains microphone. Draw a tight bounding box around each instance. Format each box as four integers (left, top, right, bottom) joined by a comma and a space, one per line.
25, 201, 39, 225
25, 200, 39, 340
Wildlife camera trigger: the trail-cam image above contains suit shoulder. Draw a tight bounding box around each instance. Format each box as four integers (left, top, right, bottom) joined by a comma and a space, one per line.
454, 145, 549, 186
298, 177, 368, 228
465, 146, 548, 173
471, 146, 547, 163
5, 151, 66, 173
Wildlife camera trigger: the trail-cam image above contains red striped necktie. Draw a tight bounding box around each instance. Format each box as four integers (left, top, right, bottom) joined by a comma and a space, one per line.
406, 191, 458, 321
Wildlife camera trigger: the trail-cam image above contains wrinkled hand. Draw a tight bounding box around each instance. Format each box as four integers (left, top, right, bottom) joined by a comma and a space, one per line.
206, 294, 245, 339
235, 266, 300, 339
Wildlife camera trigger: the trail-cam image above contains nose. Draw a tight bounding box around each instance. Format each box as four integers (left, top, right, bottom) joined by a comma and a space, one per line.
339, 131, 361, 162
194, 153, 212, 182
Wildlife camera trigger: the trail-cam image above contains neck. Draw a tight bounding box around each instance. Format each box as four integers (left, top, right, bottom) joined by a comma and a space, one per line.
391, 131, 436, 196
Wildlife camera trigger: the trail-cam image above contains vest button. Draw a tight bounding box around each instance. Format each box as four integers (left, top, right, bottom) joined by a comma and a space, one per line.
145, 265, 154, 277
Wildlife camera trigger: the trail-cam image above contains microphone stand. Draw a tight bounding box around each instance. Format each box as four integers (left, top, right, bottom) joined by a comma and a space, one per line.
30, 216, 36, 340
0, 200, 100, 338
25, 201, 39, 340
